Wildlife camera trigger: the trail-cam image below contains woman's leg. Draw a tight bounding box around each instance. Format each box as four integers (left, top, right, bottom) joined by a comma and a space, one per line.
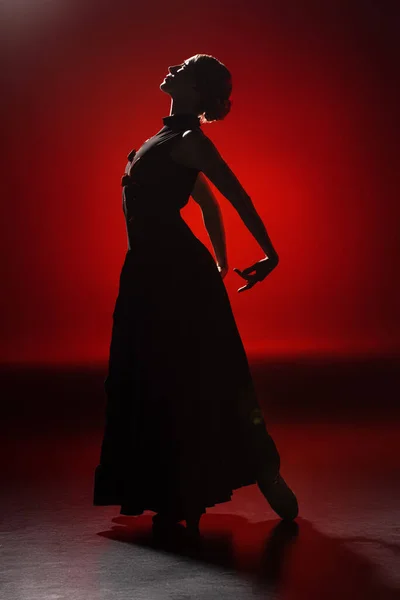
237, 380, 299, 520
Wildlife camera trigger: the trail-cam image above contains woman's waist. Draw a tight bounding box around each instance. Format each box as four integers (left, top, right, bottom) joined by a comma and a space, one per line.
125, 212, 197, 244
122, 185, 189, 217
125, 210, 187, 232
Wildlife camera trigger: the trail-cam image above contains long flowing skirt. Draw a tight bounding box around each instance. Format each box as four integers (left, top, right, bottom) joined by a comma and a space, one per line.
93, 221, 280, 517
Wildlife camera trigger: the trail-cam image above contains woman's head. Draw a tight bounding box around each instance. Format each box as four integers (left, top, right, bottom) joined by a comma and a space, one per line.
160, 54, 232, 123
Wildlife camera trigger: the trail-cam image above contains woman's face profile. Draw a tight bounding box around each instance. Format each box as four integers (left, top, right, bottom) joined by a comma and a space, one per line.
160, 57, 198, 99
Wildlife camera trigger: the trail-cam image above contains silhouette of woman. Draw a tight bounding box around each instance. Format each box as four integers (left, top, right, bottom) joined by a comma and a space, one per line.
93, 53, 298, 538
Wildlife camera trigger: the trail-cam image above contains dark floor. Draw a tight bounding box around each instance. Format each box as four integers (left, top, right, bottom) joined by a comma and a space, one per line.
1, 355, 399, 599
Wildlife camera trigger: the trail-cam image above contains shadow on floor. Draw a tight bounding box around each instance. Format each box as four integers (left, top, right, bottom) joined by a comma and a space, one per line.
97, 513, 399, 600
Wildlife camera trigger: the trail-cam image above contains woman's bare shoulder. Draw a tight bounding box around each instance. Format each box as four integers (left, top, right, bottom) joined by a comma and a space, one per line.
182, 128, 217, 153
170, 128, 222, 170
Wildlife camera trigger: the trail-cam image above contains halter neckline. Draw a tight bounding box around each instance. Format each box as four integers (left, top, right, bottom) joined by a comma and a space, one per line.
162, 113, 201, 130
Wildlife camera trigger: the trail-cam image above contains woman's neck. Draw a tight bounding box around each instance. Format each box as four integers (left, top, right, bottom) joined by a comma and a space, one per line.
169, 97, 198, 117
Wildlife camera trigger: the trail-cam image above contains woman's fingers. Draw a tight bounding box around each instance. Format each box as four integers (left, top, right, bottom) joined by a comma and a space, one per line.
234, 264, 257, 277
234, 256, 278, 292
233, 267, 247, 279
233, 267, 258, 282
237, 274, 258, 293
242, 264, 258, 276
238, 280, 257, 293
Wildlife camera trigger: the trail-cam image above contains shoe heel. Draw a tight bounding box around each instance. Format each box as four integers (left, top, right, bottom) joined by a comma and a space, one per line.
257, 472, 299, 521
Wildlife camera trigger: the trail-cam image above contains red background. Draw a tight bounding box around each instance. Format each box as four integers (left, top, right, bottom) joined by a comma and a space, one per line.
1, 0, 399, 365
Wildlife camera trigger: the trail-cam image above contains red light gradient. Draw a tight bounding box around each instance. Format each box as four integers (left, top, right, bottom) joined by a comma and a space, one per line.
1, 1, 399, 365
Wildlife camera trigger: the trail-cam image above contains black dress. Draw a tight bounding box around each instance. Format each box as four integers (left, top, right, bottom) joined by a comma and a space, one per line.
93, 112, 280, 519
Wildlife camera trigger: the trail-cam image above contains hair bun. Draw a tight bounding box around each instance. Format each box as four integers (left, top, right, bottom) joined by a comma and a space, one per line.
204, 96, 232, 122
191, 54, 233, 123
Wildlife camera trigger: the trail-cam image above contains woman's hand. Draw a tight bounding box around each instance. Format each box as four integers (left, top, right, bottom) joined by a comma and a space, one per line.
233, 255, 279, 293
217, 263, 229, 279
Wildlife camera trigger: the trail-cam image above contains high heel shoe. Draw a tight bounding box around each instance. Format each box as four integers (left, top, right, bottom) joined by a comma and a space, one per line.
257, 471, 299, 521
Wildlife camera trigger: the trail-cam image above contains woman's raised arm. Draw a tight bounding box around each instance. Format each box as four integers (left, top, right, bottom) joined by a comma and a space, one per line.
172, 129, 279, 291
176, 130, 278, 263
